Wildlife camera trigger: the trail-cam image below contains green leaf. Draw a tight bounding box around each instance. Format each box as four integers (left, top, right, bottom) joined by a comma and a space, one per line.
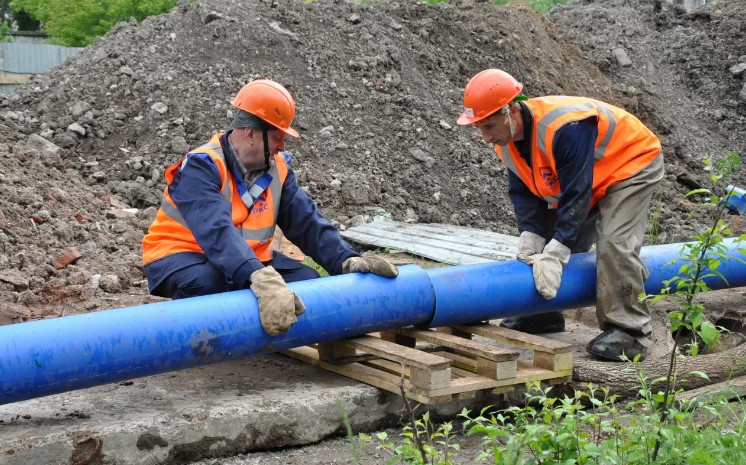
687, 370, 710, 380
698, 321, 720, 346
686, 188, 712, 197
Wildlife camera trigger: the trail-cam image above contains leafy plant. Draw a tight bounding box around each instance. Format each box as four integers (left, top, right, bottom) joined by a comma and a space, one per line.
647, 206, 662, 245
643, 150, 744, 459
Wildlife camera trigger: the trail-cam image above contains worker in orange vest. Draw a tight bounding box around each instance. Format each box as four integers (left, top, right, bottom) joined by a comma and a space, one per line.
142, 79, 398, 336
457, 69, 664, 361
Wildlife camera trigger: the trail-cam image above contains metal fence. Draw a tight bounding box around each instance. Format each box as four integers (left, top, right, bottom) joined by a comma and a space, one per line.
2, 42, 82, 74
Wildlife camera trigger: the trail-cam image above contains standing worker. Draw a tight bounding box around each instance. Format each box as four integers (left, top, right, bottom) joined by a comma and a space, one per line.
456, 69, 664, 361
142, 79, 398, 336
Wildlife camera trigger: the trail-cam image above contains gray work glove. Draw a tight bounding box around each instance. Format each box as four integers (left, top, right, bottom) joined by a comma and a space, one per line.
516, 231, 546, 265
530, 239, 571, 300
250, 266, 306, 336
342, 256, 399, 277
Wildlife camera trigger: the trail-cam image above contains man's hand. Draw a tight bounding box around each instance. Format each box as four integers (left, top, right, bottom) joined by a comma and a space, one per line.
342, 256, 399, 277
531, 239, 571, 300
250, 266, 305, 336
516, 231, 546, 265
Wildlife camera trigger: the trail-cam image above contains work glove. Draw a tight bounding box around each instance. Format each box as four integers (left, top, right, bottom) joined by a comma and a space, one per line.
516, 231, 546, 265
250, 266, 306, 336
342, 256, 399, 277
530, 239, 571, 300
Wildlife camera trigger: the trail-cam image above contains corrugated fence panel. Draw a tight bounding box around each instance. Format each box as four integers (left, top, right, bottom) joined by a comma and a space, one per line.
2, 42, 82, 74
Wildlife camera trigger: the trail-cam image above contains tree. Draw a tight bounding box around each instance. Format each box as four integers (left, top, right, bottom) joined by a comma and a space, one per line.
9, 0, 177, 47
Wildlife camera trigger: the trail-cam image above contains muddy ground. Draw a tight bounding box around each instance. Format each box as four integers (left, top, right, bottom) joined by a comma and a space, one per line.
0, 0, 745, 462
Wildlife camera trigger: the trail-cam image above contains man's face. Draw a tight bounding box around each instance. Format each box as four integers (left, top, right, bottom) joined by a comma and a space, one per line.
239, 128, 286, 171
474, 111, 513, 146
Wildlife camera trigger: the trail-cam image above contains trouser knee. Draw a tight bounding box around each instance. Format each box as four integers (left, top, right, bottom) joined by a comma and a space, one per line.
159, 262, 230, 300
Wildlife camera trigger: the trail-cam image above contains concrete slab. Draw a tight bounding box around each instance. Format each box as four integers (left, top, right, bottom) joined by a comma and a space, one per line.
0, 354, 390, 465
0, 353, 481, 465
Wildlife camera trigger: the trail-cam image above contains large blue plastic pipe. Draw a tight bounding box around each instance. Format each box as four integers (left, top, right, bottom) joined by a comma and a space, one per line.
0, 267, 435, 404
427, 238, 746, 326
1, 239, 745, 404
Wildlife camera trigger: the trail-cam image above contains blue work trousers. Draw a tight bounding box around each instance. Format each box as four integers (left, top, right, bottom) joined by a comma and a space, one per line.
155, 251, 320, 300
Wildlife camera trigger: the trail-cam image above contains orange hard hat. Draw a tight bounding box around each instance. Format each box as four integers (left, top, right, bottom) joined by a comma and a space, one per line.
456, 69, 523, 126
231, 79, 299, 137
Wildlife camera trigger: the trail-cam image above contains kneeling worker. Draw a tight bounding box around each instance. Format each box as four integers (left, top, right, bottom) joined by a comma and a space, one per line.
142, 79, 397, 336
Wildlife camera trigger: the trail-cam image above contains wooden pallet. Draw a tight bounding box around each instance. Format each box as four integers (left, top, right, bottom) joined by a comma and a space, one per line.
281, 323, 573, 404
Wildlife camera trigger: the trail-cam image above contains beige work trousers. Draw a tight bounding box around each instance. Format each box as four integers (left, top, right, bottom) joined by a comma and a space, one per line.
593, 153, 665, 346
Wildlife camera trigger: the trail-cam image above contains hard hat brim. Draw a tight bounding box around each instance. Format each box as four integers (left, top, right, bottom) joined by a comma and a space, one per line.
281, 126, 300, 138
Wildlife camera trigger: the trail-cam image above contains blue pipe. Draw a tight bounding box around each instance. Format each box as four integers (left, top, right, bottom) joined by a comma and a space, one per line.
0, 267, 435, 404
427, 238, 746, 326
1, 239, 745, 404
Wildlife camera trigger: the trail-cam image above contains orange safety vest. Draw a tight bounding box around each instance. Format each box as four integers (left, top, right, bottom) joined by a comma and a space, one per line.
494, 97, 661, 208
142, 133, 289, 265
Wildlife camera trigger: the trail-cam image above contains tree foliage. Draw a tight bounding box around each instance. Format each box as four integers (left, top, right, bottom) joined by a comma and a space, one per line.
9, 0, 178, 47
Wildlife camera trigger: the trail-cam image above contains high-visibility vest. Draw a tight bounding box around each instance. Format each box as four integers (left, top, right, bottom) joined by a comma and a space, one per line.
142, 133, 288, 265
495, 96, 661, 208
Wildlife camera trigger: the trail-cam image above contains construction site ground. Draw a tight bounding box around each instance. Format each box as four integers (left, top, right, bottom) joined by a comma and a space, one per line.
1, 0, 746, 463
3, 286, 746, 465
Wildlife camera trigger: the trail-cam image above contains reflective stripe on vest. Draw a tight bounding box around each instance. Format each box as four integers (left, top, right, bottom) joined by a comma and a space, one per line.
495, 97, 660, 208
142, 133, 289, 265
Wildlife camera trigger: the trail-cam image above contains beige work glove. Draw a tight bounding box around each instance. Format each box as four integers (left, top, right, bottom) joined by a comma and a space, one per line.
342, 256, 399, 277
530, 239, 571, 300
516, 231, 546, 265
250, 266, 305, 336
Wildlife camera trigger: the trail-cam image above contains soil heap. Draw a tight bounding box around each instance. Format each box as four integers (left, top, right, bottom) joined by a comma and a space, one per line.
0, 0, 744, 319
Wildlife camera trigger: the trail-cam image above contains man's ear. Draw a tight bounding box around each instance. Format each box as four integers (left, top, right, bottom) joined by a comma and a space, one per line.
244, 127, 255, 143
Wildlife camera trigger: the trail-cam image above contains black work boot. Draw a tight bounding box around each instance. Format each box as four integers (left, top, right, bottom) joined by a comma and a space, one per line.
586, 327, 649, 362
499, 311, 565, 334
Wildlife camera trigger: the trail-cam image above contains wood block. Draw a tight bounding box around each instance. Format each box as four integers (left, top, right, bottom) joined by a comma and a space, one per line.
380, 330, 417, 347
476, 357, 518, 380
534, 351, 573, 371
410, 366, 452, 391
318, 341, 357, 362
345, 335, 451, 370
436, 326, 473, 340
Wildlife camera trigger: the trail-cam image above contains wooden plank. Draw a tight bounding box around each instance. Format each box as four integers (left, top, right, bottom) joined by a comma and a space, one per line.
282, 346, 321, 365
341, 228, 514, 265
434, 350, 477, 372
393, 328, 519, 362
342, 231, 501, 265
418, 375, 502, 397
453, 323, 572, 354
320, 360, 447, 403
492, 367, 573, 387
362, 358, 501, 397
347, 221, 518, 248
344, 223, 516, 254
343, 335, 452, 370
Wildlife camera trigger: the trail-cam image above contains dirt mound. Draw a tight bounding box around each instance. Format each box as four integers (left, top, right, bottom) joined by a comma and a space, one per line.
551, 0, 746, 242
0, 0, 744, 316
